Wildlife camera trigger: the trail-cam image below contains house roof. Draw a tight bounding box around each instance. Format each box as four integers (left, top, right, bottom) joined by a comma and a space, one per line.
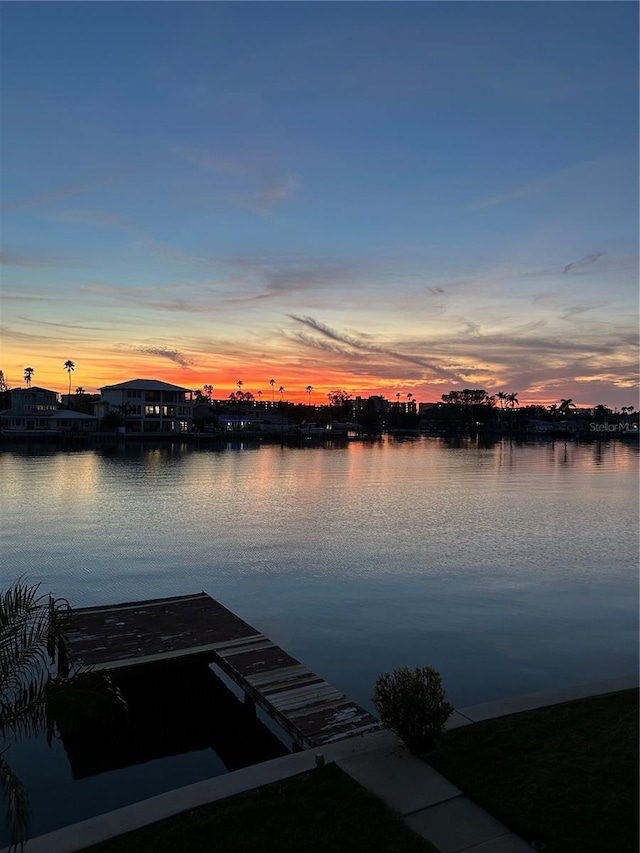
12, 386, 57, 394
98, 379, 194, 393
53, 410, 98, 420
0, 409, 96, 420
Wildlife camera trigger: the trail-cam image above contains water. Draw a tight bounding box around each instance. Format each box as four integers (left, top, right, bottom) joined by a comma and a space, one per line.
1, 436, 638, 838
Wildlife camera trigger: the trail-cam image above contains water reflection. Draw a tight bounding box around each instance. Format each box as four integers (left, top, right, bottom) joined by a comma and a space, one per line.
0, 436, 637, 838
60, 663, 289, 779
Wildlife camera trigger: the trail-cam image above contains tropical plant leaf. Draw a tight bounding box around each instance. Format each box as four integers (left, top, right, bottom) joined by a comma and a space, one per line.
0, 579, 128, 849
0, 752, 29, 852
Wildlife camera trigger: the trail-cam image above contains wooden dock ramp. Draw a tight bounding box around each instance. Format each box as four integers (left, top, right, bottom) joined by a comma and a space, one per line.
63, 592, 382, 750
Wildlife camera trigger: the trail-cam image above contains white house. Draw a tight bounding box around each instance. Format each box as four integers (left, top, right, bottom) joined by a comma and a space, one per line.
97, 379, 197, 433
0, 387, 97, 432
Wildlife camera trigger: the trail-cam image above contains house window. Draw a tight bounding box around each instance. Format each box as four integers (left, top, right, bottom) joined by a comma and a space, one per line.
145, 405, 160, 416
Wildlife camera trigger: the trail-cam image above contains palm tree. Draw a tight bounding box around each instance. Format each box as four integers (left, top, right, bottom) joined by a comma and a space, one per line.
1, 580, 126, 848
75, 387, 85, 396
203, 384, 213, 401
306, 385, 313, 406
23, 368, 34, 388
495, 391, 509, 430
279, 386, 285, 399
558, 398, 576, 417
64, 361, 75, 396
270, 379, 276, 403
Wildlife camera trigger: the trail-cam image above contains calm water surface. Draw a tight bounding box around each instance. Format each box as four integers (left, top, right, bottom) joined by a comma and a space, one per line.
1, 436, 638, 838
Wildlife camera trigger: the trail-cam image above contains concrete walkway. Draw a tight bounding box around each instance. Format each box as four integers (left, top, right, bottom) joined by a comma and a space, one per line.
6, 674, 637, 853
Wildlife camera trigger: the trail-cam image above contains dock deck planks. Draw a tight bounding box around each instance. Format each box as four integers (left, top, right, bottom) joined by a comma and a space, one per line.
63, 592, 382, 749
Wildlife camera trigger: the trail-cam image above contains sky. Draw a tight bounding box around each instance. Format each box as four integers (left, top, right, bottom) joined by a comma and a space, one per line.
1, 2, 638, 407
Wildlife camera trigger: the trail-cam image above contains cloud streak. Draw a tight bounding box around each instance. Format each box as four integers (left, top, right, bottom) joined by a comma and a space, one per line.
288, 314, 463, 382
122, 344, 193, 368
2, 179, 108, 212
174, 146, 300, 214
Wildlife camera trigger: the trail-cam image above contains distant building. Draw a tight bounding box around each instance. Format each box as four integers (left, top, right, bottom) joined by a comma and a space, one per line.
0, 387, 97, 432
219, 406, 294, 434
97, 379, 197, 433
10, 386, 58, 412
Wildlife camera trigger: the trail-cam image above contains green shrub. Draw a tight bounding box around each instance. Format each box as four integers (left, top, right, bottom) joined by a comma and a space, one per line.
372, 665, 454, 753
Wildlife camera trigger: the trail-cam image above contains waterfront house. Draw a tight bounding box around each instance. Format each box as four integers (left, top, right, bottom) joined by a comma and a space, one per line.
219, 406, 294, 434
0, 386, 97, 432
97, 379, 197, 434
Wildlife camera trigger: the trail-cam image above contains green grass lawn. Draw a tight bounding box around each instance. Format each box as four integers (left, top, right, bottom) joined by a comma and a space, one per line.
83, 763, 437, 853
427, 688, 639, 853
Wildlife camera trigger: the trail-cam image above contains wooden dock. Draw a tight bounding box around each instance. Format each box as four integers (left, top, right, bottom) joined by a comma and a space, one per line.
63, 592, 382, 750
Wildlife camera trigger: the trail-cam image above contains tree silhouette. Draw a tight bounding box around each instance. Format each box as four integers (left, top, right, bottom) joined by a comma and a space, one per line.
203, 384, 213, 401
306, 385, 313, 406
64, 361, 75, 396
23, 368, 34, 388
75, 387, 85, 396
270, 379, 276, 403
558, 398, 576, 416
279, 386, 285, 399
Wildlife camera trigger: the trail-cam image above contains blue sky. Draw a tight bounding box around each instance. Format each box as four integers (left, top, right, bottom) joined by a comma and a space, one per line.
1, 1, 638, 405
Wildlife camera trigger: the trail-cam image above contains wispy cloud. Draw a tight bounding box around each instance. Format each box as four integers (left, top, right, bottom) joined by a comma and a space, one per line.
234, 174, 299, 215
122, 344, 193, 368
53, 209, 142, 233
2, 179, 108, 212
0, 251, 75, 269
173, 146, 300, 214
463, 150, 635, 212
288, 314, 463, 382
562, 251, 604, 274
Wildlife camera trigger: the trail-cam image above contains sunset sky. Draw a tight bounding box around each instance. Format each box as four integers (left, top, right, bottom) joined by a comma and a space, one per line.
1, 2, 638, 406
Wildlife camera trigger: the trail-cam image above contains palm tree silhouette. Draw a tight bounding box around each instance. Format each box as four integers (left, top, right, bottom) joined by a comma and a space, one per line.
75, 387, 85, 396
306, 385, 313, 406
558, 398, 575, 417
23, 367, 34, 388
279, 386, 285, 400
64, 360, 75, 395
270, 379, 276, 403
